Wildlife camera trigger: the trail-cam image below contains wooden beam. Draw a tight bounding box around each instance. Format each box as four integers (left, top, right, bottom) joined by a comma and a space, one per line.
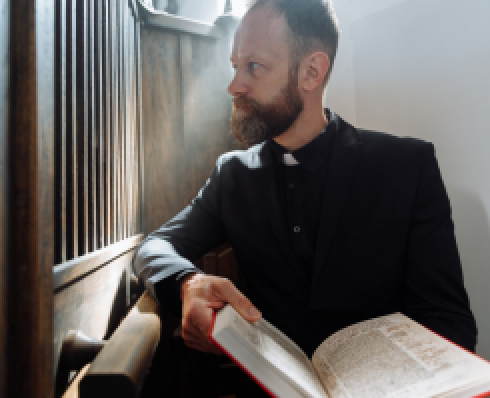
76, 0, 88, 256
135, 20, 144, 234
88, 0, 96, 253
96, 0, 104, 250
67, 0, 78, 259
7, 0, 55, 396
0, 0, 8, 396
55, 0, 67, 264
104, 0, 112, 246
111, 0, 117, 244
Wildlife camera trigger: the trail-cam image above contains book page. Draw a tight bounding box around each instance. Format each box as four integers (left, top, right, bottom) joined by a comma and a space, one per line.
222, 306, 327, 397
311, 313, 490, 398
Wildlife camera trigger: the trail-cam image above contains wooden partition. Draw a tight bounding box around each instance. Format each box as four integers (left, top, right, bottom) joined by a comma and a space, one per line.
55, 0, 143, 264
1, 1, 239, 396
140, 6, 239, 232
5, 1, 55, 397
52, 1, 144, 390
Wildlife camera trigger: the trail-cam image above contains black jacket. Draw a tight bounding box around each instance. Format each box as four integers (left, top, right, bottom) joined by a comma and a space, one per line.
133, 111, 477, 356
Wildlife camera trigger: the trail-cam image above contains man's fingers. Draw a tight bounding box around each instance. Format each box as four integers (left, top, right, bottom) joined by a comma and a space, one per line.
186, 302, 215, 337
213, 278, 261, 322
182, 320, 222, 355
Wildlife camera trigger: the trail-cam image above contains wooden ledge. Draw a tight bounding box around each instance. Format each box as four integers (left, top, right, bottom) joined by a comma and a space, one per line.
78, 291, 161, 398
53, 234, 144, 292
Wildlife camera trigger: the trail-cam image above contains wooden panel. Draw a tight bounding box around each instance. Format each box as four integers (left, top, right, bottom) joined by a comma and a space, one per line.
136, 20, 144, 234
181, 34, 237, 195
55, 0, 67, 264
141, 28, 183, 233
111, 0, 117, 244
0, 1, 8, 396
104, 0, 112, 245
76, 0, 88, 255
141, 26, 237, 233
88, 0, 96, 252
54, 250, 136, 374
121, 0, 128, 240
116, 0, 122, 242
8, 1, 55, 396
67, 0, 78, 259
128, 13, 134, 237
96, 0, 104, 249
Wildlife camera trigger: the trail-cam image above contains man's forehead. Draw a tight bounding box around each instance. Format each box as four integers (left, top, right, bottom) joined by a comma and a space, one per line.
231, 5, 289, 61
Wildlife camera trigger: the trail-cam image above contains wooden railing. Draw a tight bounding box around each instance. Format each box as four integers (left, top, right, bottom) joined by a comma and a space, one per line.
55, 0, 143, 264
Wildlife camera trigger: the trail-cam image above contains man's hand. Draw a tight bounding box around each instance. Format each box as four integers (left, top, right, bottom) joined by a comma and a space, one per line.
180, 273, 261, 354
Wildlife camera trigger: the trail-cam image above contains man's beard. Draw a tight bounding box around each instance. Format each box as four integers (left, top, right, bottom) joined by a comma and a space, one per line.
231, 71, 304, 147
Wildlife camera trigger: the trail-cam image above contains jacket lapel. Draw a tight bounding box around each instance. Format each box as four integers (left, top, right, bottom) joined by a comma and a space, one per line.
312, 114, 363, 287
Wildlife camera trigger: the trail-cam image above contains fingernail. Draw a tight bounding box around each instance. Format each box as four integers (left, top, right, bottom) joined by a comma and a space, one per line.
248, 307, 261, 318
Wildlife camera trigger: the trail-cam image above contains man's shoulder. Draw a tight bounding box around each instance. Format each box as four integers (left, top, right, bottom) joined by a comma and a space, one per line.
357, 128, 430, 149
355, 127, 434, 160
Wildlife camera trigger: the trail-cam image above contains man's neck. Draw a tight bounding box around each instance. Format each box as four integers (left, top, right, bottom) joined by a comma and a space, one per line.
272, 103, 328, 151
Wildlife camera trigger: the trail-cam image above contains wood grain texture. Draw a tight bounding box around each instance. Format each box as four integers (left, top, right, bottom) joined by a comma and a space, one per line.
54, 249, 136, 377
141, 28, 183, 233
116, 0, 122, 242
53, 233, 143, 291
122, 1, 128, 240
87, 0, 96, 253
136, 20, 144, 235
7, 1, 55, 396
61, 364, 91, 398
109, 0, 119, 243
141, 26, 237, 234
79, 291, 161, 398
55, 0, 67, 264
96, 0, 104, 249
103, 0, 111, 246
76, 0, 88, 255
67, 0, 78, 259
0, 1, 8, 396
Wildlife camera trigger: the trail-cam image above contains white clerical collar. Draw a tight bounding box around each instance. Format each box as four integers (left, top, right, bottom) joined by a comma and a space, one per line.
283, 153, 299, 166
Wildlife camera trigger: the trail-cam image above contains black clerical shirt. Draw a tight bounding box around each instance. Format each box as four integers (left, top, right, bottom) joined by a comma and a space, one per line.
267, 120, 335, 279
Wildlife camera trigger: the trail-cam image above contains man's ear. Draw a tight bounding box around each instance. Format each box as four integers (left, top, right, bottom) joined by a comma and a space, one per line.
299, 52, 330, 92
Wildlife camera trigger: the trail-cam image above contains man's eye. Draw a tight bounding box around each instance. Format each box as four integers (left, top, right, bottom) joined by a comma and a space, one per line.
248, 62, 261, 73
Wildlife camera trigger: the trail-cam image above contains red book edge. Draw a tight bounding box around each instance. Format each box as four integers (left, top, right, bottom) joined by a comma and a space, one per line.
422, 326, 490, 398
208, 311, 277, 398
208, 311, 490, 398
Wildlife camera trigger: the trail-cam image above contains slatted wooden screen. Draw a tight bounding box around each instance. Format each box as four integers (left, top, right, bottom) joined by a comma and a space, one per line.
55, 0, 143, 264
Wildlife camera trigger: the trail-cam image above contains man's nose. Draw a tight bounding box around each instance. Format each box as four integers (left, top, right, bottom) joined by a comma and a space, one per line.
228, 73, 250, 97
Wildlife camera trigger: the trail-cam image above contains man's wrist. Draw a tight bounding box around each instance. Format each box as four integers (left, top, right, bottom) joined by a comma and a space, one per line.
180, 272, 199, 300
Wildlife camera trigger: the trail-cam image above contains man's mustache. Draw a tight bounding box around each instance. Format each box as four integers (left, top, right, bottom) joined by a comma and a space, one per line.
232, 97, 260, 110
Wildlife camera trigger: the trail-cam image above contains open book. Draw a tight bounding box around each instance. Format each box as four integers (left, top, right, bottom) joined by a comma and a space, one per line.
209, 305, 490, 397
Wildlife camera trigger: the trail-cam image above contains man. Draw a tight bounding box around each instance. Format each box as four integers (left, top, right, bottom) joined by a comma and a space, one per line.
133, 0, 476, 392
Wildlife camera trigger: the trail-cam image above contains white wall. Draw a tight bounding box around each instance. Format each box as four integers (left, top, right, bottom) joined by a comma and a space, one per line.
326, 0, 490, 359
152, 0, 248, 23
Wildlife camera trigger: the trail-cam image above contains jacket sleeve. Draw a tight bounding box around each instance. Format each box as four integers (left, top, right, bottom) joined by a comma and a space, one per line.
404, 143, 477, 351
132, 158, 228, 316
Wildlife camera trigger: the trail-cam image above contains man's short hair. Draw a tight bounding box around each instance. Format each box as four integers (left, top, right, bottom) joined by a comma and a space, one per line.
247, 0, 339, 87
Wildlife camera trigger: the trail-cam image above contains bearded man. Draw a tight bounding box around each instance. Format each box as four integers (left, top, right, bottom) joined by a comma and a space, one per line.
133, 0, 476, 394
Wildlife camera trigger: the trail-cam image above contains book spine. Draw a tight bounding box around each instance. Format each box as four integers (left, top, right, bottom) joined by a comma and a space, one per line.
208, 311, 277, 398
